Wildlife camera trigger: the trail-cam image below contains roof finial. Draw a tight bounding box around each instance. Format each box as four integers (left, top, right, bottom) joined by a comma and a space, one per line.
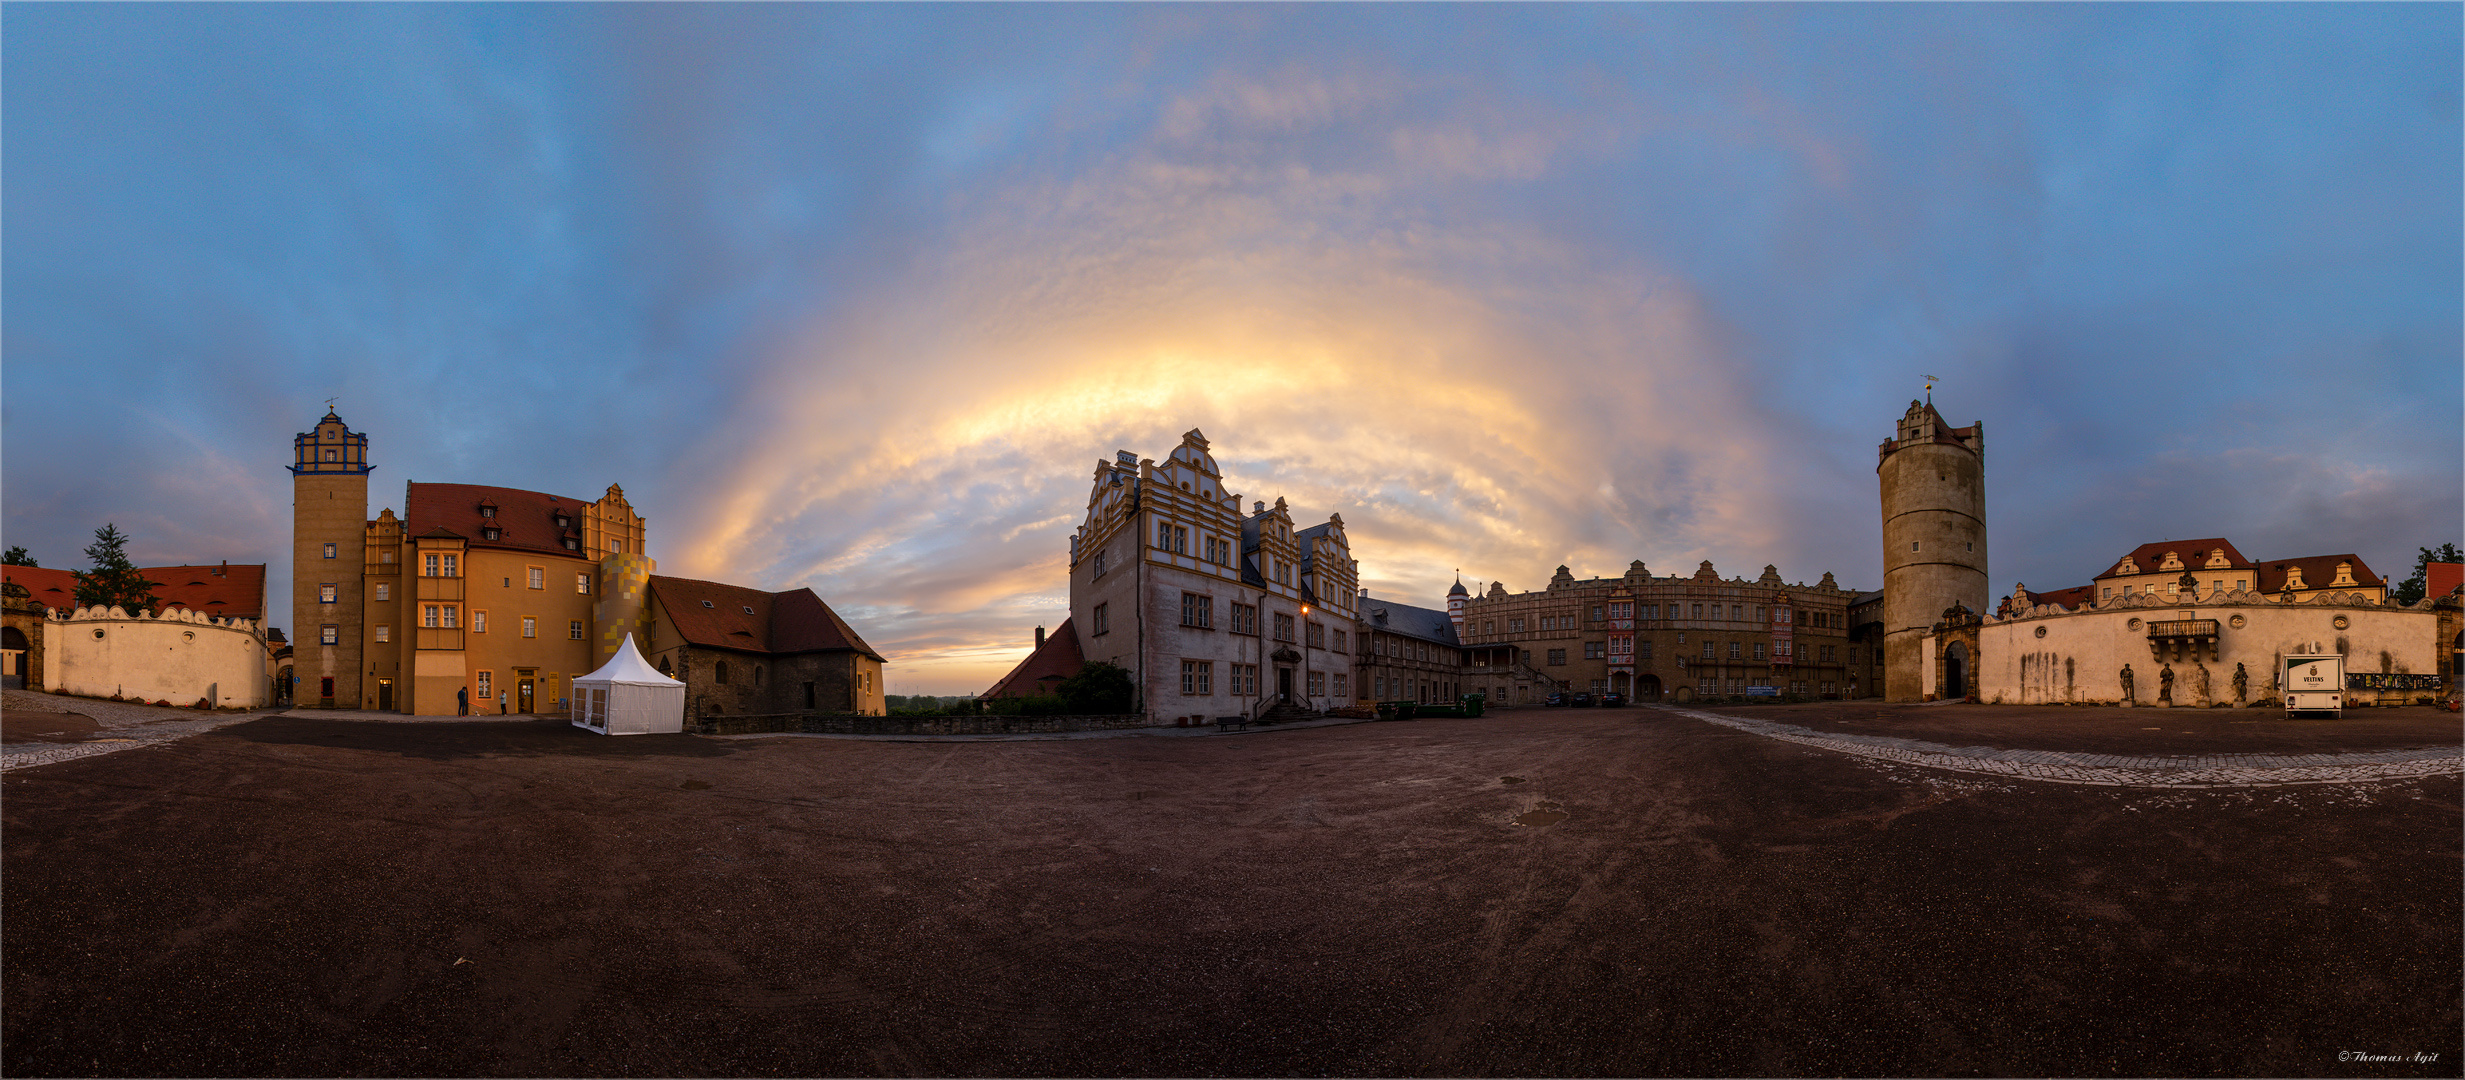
1922, 375, 1936, 406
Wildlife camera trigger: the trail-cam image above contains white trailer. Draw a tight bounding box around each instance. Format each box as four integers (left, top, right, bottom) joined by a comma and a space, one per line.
2279, 654, 2344, 718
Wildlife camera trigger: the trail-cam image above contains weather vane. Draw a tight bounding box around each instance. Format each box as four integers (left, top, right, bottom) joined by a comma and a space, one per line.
325, 396, 338, 412
1922, 375, 1937, 405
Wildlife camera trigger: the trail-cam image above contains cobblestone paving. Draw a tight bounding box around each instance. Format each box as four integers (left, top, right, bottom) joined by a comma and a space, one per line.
1650, 703, 2463, 787
0, 690, 531, 773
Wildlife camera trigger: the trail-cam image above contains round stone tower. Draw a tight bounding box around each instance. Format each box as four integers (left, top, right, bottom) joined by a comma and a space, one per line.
1878, 399, 1986, 702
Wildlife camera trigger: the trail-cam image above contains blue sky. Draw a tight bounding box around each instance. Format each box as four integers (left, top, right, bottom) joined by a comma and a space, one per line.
6, 4, 2457, 693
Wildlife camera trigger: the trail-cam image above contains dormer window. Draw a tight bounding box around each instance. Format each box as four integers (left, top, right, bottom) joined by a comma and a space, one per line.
481, 527, 501, 541
554, 513, 571, 529
563, 537, 579, 551
479, 504, 497, 520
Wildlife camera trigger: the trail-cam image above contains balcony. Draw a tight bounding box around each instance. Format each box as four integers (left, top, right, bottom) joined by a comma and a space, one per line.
2146, 618, 2221, 661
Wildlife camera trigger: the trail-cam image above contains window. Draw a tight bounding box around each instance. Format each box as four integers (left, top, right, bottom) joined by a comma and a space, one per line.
319, 583, 337, 604
1204, 536, 1231, 565
2235, 578, 2246, 591
1484, 620, 1494, 634
1232, 664, 1258, 696
1230, 603, 1257, 635
1092, 603, 1109, 636
804, 682, 816, 708
1728, 641, 1742, 659
1753, 643, 1766, 660
1182, 660, 1213, 695
1585, 642, 1604, 660
1591, 606, 1603, 621
321, 625, 337, 645
481, 505, 497, 520
1754, 606, 1765, 622
1547, 648, 1566, 666
1332, 673, 1348, 698
323, 542, 337, 559
1306, 621, 1324, 649
2102, 587, 2113, 599
527, 567, 543, 589
1155, 521, 1187, 554
441, 606, 457, 629
1611, 602, 1631, 619
716, 661, 729, 684
1692, 604, 1703, 618
1731, 605, 1743, 620
1274, 613, 1295, 641
477, 671, 492, 698
423, 605, 440, 628
1332, 629, 1346, 652
1510, 618, 1525, 632
374, 624, 390, 643
472, 610, 488, 633
1387, 640, 1399, 657
374, 583, 389, 602
1638, 640, 1653, 660
577, 573, 591, 594
1307, 671, 1325, 697
754, 666, 763, 687
1702, 641, 1715, 659
1848, 648, 1858, 665
1181, 593, 1213, 628
569, 620, 584, 640
521, 617, 536, 638
1375, 676, 1387, 696
1092, 550, 1107, 577
483, 527, 501, 541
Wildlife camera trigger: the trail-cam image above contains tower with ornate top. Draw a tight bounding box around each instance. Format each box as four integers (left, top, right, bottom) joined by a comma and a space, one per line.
1878, 398, 1987, 702
290, 409, 372, 707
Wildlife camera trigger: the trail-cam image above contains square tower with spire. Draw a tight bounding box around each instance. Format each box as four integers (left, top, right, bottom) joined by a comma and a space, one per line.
290, 408, 373, 707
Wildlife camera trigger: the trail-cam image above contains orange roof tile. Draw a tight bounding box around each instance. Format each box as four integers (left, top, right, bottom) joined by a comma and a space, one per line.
649, 575, 882, 660
983, 619, 1084, 699
2256, 554, 2383, 593
405, 482, 593, 558
2096, 539, 2256, 579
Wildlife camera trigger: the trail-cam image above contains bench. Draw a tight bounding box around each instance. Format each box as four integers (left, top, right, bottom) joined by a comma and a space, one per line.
1215, 714, 1251, 732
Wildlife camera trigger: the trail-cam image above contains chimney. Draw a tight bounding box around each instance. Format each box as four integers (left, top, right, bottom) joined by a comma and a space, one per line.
216, 560, 226, 576
1034, 626, 1046, 649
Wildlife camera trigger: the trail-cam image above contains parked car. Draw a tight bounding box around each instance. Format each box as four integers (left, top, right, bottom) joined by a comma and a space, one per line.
1569, 692, 1594, 708
1543, 692, 1566, 707
1600, 692, 1627, 707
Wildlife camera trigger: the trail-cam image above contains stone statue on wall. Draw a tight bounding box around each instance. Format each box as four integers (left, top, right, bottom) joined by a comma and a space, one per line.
2195, 663, 2211, 704
2233, 662, 2249, 705
2158, 664, 2175, 705
2119, 663, 2135, 706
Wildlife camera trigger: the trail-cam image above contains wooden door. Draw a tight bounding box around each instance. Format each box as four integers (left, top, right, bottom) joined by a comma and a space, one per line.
518, 678, 535, 714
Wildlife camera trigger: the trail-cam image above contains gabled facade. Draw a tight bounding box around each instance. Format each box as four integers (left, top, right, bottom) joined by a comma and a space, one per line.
1067, 429, 1356, 723
2091, 539, 2259, 604
640, 575, 885, 719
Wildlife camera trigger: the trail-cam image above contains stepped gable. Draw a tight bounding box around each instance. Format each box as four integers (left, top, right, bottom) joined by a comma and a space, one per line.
983, 618, 1084, 699
650, 575, 882, 660
406, 482, 591, 555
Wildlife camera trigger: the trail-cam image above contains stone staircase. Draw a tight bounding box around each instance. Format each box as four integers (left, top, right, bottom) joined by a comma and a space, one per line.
1256, 701, 1323, 724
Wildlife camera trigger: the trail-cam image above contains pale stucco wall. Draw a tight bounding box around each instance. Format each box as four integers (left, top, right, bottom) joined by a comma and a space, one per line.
49, 606, 273, 708
1959, 590, 2439, 708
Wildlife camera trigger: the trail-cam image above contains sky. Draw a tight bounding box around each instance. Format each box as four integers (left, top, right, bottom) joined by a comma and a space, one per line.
5, 4, 2458, 695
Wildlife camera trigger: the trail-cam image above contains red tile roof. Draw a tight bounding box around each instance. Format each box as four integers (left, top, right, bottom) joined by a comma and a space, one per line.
2096, 539, 2256, 579
983, 618, 1084, 699
405, 482, 592, 557
1, 563, 261, 618
2, 566, 81, 612
649, 575, 882, 660
2256, 554, 2383, 594
2428, 562, 2464, 600
1999, 584, 2094, 616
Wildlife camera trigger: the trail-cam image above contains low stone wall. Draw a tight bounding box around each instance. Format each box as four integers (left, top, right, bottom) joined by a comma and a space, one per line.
695, 712, 1150, 737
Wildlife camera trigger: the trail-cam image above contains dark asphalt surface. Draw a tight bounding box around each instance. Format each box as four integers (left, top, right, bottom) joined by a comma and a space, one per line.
3, 708, 2457, 1077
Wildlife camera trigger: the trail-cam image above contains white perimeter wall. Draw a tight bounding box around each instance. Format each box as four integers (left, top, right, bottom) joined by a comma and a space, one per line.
1966, 592, 2437, 707
48, 606, 273, 708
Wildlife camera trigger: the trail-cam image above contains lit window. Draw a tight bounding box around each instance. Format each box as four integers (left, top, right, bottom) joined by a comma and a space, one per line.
522, 617, 536, 638
610, 538, 624, 554
323, 542, 337, 559
569, 620, 584, 640
527, 567, 543, 589
374, 583, 389, 602
473, 610, 488, 633
374, 625, 390, 643
320, 625, 337, 645
577, 573, 591, 594
319, 583, 337, 604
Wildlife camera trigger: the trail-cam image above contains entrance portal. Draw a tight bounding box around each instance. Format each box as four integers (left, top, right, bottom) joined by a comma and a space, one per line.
1276, 667, 1294, 704
1945, 642, 1968, 701
376, 679, 393, 711
518, 678, 535, 714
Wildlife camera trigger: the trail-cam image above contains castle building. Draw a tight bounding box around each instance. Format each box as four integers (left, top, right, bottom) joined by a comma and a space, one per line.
1062, 429, 1357, 724
1456, 560, 1863, 704
290, 409, 879, 716
1356, 594, 1466, 704
1877, 399, 1988, 702
639, 575, 885, 720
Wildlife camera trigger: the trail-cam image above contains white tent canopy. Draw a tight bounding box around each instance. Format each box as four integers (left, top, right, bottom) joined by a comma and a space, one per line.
572, 633, 686, 735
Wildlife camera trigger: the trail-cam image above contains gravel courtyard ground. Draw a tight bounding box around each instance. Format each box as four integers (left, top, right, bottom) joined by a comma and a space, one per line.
3, 701, 2457, 1077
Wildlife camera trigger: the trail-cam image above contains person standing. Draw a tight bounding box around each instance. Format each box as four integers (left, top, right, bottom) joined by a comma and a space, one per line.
457, 686, 469, 716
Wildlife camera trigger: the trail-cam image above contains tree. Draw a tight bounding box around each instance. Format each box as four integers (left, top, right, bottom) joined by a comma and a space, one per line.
2392, 543, 2463, 605
72, 524, 161, 613
2, 546, 34, 567
1056, 660, 1137, 714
